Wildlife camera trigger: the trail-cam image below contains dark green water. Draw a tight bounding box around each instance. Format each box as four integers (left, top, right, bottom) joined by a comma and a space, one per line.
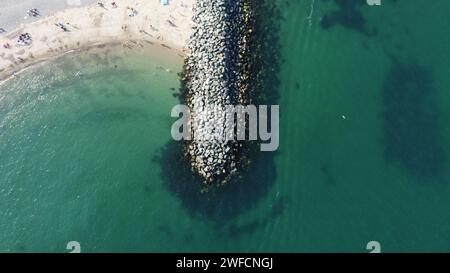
1, 0, 450, 252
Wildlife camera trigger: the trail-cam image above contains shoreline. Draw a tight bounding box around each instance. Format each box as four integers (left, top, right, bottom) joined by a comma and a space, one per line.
0, 0, 193, 81
0, 41, 186, 86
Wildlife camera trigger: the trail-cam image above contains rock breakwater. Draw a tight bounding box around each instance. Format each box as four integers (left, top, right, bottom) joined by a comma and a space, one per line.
183, 0, 252, 184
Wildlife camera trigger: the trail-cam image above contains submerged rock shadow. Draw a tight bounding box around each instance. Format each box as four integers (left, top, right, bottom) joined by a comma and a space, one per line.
216, 194, 288, 239
320, 0, 377, 36
154, 0, 283, 224
382, 60, 447, 179
155, 141, 278, 223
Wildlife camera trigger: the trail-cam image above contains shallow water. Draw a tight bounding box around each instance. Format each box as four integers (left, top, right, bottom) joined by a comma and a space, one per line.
0, 45, 186, 252
1, 0, 450, 252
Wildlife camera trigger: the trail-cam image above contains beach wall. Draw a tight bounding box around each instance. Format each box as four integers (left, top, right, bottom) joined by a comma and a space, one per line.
183, 0, 251, 184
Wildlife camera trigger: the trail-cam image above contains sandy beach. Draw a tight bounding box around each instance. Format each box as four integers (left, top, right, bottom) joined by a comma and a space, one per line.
0, 0, 193, 80
0, 0, 98, 30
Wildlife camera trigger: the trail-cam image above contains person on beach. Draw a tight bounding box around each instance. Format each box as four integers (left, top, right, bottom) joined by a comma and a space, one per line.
27, 8, 40, 17
111, 2, 118, 8
167, 20, 177, 27
55, 23, 69, 32
18, 33, 32, 46
3, 43, 11, 49
127, 7, 138, 17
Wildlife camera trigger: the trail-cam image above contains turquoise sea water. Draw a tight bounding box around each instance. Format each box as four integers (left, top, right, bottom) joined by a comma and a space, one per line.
1, 0, 450, 252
